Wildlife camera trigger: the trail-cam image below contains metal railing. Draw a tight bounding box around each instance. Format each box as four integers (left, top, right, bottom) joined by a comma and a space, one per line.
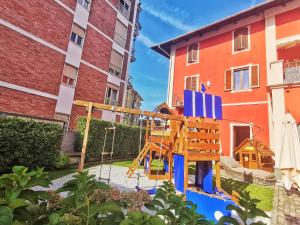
284, 60, 300, 83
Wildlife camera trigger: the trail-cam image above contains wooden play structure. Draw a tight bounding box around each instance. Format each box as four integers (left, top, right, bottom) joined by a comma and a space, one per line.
75, 89, 236, 223
234, 138, 275, 172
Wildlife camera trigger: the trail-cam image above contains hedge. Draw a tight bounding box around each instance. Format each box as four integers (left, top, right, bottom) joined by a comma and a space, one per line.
75, 117, 145, 160
0, 116, 63, 172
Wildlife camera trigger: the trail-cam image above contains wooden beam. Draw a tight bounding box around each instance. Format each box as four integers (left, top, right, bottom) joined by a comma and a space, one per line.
78, 102, 93, 172
187, 143, 220, 151
74, 100, 184, 121
187, 152, 220, 161
187, 121, 219, 130
187, 131, 220, 140
215, 160, 221, 190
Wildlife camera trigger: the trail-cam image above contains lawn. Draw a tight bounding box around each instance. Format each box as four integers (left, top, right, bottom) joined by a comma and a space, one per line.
47, 160, 274, 211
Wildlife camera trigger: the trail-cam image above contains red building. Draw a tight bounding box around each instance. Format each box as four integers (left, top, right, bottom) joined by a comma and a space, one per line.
0, 0, 141, 128
153, 0, 300, 166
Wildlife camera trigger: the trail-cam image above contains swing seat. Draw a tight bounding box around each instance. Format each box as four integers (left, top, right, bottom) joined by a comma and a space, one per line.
135, 186, 157, 195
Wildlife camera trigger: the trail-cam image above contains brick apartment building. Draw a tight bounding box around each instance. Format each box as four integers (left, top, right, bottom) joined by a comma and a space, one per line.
153, 0, 300, 167
0, 0, 141, 128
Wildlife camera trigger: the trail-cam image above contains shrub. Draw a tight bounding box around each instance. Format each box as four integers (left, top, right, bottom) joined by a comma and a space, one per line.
54, 153, 70, 169
75, 117, 145, 160
0, 116, 63, 172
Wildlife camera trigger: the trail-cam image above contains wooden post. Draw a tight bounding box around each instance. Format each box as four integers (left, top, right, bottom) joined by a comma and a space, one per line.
183, 117, 189, 193
215, 160, 221, 190
78, 102, 93, 172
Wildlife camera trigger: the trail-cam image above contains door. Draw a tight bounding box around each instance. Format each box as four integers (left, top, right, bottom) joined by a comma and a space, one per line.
242, 153, 250, 168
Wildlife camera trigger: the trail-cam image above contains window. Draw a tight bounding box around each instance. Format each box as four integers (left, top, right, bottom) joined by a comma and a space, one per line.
233, 68, 250, 91
187, 43, 199, 64
119, 0, 130, 18
233, 27, 249, 52
105, 85, 119, 105
224, 65, 259, 91
252, 154, 257, 161
62, 64, 78, 87
185, 75, 199, 91
109, 50, 123, 77
77, 0, 90, 10
114, 20, 128, 48
70, 24, 85, 47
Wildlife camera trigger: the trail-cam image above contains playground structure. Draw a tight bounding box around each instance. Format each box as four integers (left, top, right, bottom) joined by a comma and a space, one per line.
75, 90, 236, 222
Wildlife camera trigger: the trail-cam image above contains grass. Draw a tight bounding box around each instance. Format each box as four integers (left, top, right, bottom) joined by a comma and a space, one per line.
47, 160, 274, 211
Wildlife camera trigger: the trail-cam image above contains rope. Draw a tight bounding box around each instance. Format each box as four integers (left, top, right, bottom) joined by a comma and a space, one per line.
99, 108, 116, 184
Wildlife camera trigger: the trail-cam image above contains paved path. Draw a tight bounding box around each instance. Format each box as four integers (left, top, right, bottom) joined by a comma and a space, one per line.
41, 165, 162, 192
271, 185, 300, 225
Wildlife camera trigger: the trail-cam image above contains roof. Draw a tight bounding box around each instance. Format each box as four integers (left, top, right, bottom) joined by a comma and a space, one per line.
153, 102, 175, 115
235, 138, 275, 156
152, 0, 293, 58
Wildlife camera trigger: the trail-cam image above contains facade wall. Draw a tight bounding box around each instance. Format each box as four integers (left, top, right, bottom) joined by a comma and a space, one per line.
0, 0, 73, 50
0, 87, 56, 119
284, 87, 300, 123
0, 25, 64, 95
89, 0, 117, 39
276, 7, 300, 40
172, 20, 270, 156
0, 0, 139, 128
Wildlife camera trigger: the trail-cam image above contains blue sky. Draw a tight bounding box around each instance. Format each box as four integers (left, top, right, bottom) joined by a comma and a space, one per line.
129, 0, 264, 110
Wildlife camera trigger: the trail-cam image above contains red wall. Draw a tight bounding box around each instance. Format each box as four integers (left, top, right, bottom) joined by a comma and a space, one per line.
285, 87, 300, 123
276, 7, 300, 40
172, 20, 270, 155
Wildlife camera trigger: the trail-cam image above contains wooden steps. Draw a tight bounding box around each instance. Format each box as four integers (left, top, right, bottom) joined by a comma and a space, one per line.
127, 142, 151, 178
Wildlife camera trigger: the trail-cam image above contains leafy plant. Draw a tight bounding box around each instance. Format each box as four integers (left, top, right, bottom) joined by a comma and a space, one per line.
53, 171, 125, 225
0, 166, 51, 225
54, 153, 70, 169
120, 211, 165, 225
0, 116, 63, 172
145, 181, 212, 225
217, 191, 269, 225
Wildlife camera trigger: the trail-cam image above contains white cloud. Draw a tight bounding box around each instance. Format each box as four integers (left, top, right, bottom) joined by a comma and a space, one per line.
142, 2, 195, 33
137, 33, 156, 47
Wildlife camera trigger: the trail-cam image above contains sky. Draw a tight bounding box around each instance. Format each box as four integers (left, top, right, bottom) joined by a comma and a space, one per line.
129, 0, 265, 111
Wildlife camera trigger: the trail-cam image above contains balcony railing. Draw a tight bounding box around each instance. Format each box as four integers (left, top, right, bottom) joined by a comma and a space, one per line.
118, 4, 129, 19
114, 32, 127, 48
173, 93, 184, 107
284, 60, 300, 83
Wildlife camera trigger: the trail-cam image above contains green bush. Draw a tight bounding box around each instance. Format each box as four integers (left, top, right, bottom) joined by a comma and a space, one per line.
75, 117, 145, 160
0, 116, 63, 172
55, 153, 70, 169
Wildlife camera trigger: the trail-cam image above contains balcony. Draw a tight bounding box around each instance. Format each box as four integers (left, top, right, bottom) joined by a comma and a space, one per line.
130, 49, 136, 62
269, 59, 300, 86
284, 60, 300, 83
114, 32, 127, 48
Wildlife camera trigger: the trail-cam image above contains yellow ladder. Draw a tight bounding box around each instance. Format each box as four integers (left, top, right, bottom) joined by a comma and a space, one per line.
127, 142, 151, 178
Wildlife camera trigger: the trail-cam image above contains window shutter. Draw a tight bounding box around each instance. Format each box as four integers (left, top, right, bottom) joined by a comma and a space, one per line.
234, 30, 240, 51
224, 69, 232, 91
241, 27, 249, 50
63, 64, 78, 79
187, 43, 198, 63
115, 20, 128, 44
72, 24, 85, 37
251, 64, 259, 88
110, 50, 123, 70
191, 77, 197, 91
187, 47, 193, 63
185, 77, 192, 90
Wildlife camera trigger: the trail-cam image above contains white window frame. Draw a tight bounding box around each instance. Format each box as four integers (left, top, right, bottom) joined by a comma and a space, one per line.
186, 43, 200, 65
230, 64, 253, 93
105, 86, 119, 106
184, 74, 200, 91
232, 25, 251, 54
